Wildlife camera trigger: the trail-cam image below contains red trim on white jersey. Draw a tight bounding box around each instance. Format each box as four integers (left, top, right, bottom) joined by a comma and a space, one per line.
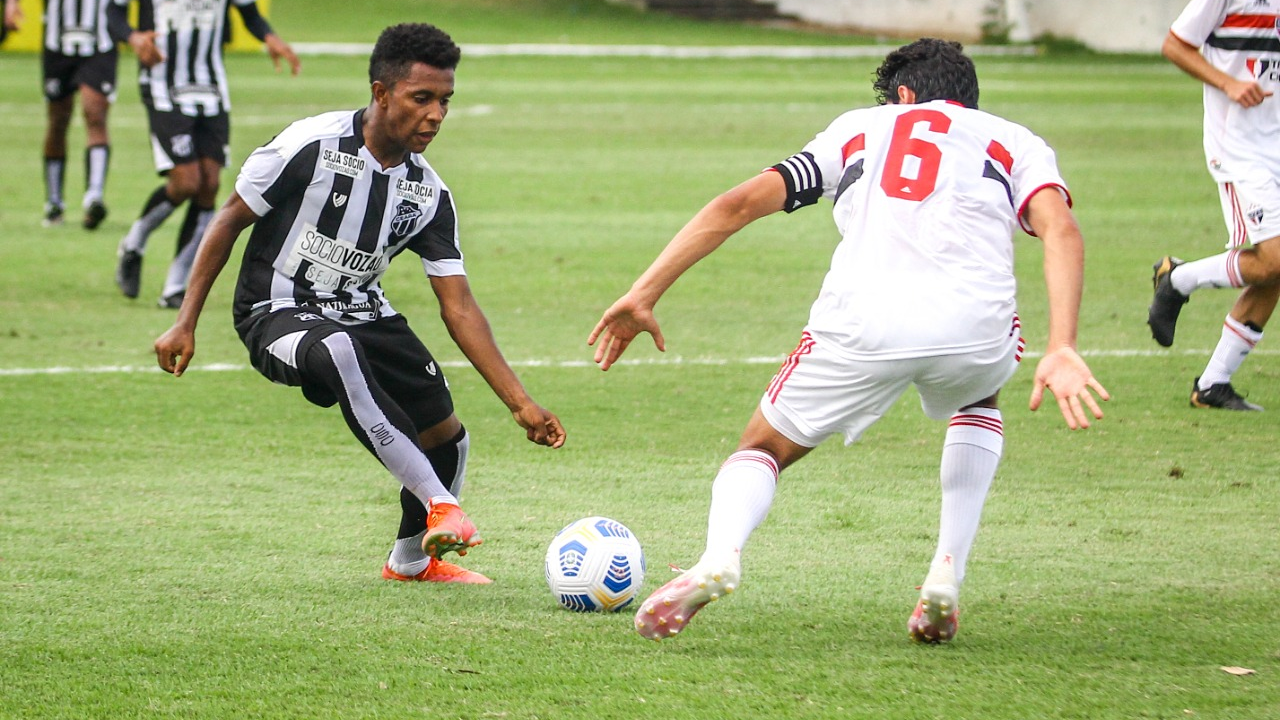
1016, 183, 1072, 236
986, 140, 1014, 174
1221, 14, 1280, 29
841, 134, 866, 162
766, 331, 815, 403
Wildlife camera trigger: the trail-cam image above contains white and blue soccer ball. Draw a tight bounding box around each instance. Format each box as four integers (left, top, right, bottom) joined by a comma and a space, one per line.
545, 516, 646, 612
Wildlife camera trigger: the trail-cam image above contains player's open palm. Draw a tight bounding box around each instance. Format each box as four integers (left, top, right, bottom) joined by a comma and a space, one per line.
588, 293, 665, 371
1029, 346, 1109, 429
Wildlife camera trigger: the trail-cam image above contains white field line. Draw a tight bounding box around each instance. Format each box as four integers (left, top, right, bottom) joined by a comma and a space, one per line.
1, 348, 1273, 377
292, 42, 1038, 59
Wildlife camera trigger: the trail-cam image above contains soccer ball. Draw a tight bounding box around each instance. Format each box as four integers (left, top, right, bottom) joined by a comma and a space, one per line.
544, 516, 646, 612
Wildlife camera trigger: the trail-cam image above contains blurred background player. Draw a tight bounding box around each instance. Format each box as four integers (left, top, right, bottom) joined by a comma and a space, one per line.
590, 38, 1109, 644
153, 23, 566, 583
107, 0, 299, 308
11, 0, 128, 229
1147, 0, 1280, 410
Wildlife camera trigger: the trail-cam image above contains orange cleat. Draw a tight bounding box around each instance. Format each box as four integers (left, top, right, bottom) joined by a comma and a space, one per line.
422, 502, 482, 560
381, 558, 492, 584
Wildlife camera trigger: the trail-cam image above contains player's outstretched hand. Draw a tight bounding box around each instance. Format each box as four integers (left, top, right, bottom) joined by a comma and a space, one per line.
587, 293, 665, 371
1029, 346, 1109, 429
513, 403, 566, 449
154, 324, 196, 377
265, 35, 301, 75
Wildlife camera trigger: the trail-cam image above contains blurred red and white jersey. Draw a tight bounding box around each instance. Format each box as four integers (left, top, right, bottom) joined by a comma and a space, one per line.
770, 100, 1068, 361
1170, 0, 1280, 182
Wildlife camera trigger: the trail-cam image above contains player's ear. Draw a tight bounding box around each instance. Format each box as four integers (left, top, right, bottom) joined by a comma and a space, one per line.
896, 85, 917, 104
371, 80, 390, 108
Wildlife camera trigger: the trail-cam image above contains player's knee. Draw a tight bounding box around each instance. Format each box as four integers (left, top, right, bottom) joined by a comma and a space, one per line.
166, 173, 201, 201
301, 331, 367, 390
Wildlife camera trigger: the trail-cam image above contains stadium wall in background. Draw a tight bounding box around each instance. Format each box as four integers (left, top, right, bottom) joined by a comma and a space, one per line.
615, 0, 1189, 52
1, 0, 267, 52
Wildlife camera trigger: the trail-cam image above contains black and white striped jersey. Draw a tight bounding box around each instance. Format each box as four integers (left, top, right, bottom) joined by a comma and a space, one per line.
136, 0, 256, 116
232, 109, 465, 325
44, 0, 116, 56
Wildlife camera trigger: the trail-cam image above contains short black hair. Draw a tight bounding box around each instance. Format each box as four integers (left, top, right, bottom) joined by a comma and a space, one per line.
873, 38, 979, 109
368, 23, 461, 88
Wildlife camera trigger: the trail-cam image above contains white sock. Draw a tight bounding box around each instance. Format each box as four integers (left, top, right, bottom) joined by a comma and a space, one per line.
84, 144, 110, 205
702, 449, 778, 560
1171, 249, 1244, 295
388, 532, 430, 575
1199, 315, 1262, 388
160, 208, 213, 298
120, 195, 177, 254
930, 408, 1003, 588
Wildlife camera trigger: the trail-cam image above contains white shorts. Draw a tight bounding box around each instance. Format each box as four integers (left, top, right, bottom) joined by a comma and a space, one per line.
1217, 175, 1280, 248
759, 326, 1022, 448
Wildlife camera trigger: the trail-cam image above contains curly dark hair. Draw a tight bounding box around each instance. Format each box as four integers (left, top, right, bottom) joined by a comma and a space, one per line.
872, 38, 979, 109
368, 23, 461, 88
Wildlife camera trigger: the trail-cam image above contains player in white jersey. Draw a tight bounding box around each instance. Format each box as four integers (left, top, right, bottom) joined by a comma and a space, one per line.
108, 0, 299, 309
7, 0, 140, 228
590, 38, 1109, 643
153, 23, 565, 584
1148, 0, 1280, 410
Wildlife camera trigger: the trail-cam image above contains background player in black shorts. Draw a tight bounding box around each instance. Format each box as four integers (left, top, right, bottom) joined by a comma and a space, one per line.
12, 0, 143, 229
153, 24, 565, 584
108, 0, 298, 308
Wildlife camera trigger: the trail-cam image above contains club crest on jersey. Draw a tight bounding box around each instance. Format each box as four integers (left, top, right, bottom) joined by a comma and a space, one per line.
321, 148, 367, 179
1247, 206, 1265, 226
332, 192, 348, 208
390, 201, 423, 238
394, 178, 434, 205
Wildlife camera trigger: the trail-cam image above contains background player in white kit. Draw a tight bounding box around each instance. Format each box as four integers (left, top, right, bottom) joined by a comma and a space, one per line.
1147, 0, 1280, 411
590, 38, 1109, 643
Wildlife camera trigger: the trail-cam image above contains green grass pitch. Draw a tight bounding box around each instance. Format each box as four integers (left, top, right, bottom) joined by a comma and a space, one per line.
1, 2, 1277, 718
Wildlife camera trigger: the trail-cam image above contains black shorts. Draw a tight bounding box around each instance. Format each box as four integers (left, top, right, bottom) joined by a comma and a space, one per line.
236, 307, 455, 431
42, 49, 119, 102
147, 107, 230, 172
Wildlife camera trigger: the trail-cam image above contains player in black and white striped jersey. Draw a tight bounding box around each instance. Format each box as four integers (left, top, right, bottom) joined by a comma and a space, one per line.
107, 0, 298, 308
153, 24, 566, 584
6, 0, 140, 228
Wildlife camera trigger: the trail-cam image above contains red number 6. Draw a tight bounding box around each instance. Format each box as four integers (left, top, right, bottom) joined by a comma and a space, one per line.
880, 108, 951, 202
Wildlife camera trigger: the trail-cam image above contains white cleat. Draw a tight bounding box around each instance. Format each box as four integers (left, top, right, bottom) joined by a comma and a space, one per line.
634, 554, 740, 641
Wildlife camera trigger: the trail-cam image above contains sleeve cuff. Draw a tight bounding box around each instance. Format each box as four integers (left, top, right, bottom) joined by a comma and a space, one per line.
235, 176, 272, 216
422, 258, 467, 278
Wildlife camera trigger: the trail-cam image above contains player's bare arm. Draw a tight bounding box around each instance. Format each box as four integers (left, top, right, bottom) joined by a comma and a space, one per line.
1163, 31, 1272, 108
4, 0, 23, 32
264, 34, 301, 75
430, 274, 566, 448
589, 170, 787, 370
154, 194, 259, 377
1023, 188, 1110, 429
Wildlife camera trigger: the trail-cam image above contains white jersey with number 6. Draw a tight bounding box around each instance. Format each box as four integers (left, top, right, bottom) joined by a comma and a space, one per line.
771, 99, 1069, 361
